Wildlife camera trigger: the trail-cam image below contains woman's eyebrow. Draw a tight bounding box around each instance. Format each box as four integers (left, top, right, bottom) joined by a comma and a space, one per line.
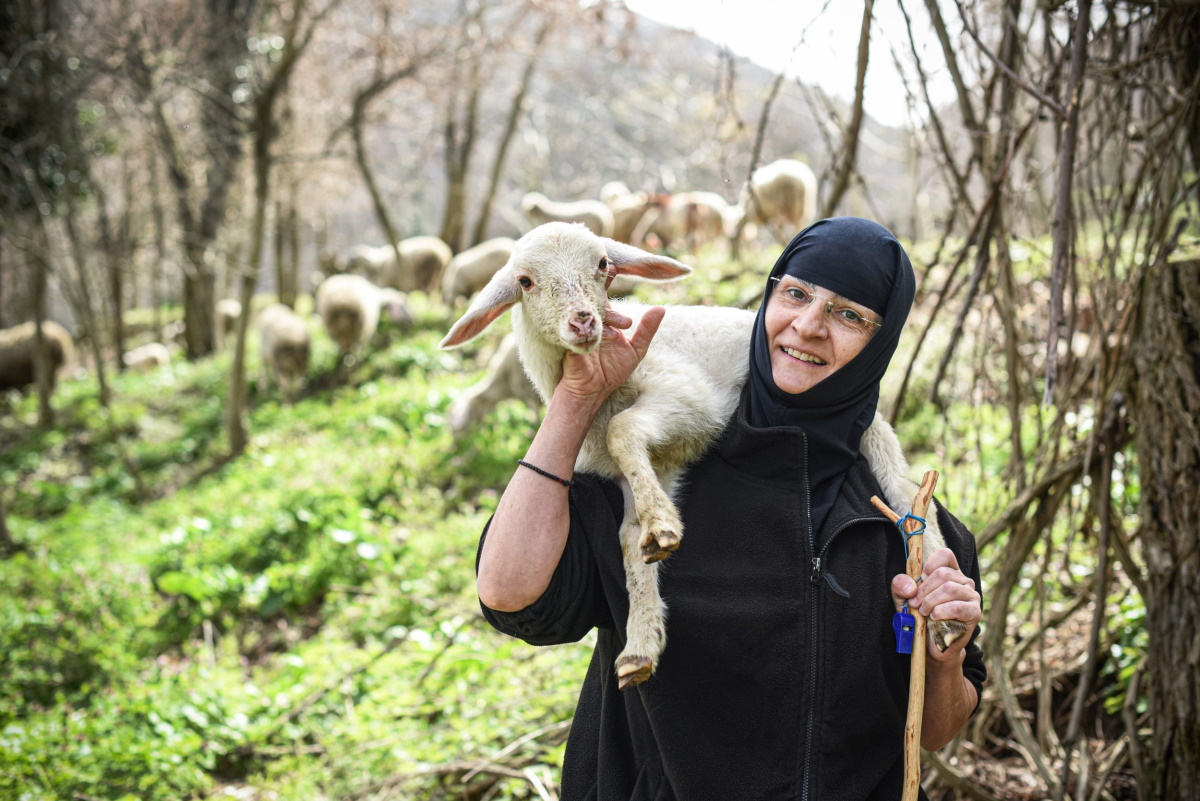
794, 279, 863, 307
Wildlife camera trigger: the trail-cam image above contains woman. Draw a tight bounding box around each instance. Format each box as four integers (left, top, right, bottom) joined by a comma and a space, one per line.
476, 217, 986, 801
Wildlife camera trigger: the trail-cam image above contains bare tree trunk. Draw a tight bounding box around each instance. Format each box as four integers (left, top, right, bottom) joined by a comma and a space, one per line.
95, 176, 130, 371
440, 3, 484, 252
149, 152, 167, 340
273, 198, 288, 305
228, 133, 271, 455
30, 226, 55, 429
820, 0, 874, 218
0, 490, 16, 557
471, 15, 553, 246
59, 190, 112, 409
342, 55, 426, 269
286, 189, 300, 305
0, 236, 7, 330
1043, 0, 1091, 406
227, 0, 325, 454
1130, 250, 1200, 800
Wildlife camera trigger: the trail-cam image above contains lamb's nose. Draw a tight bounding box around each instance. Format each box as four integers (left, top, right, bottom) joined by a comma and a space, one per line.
570, 310, 596, 337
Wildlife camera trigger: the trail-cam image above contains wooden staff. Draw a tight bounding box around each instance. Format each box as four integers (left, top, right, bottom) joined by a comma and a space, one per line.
871, 469, 939, 801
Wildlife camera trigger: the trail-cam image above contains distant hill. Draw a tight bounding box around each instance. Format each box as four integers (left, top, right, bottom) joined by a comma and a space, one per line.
307, 7, 933, 264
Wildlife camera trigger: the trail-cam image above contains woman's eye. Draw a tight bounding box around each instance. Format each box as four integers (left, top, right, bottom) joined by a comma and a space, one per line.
838, 309, 864, 323
518, 276, 533, 289
787, 288, 811, 303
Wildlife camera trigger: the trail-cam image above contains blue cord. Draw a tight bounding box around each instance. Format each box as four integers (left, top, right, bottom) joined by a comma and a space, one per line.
895, 513, 926, 614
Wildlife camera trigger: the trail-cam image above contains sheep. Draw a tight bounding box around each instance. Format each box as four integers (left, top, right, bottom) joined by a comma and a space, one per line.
440, 221, 955, 688
734, 158, 819, 241
122, 342, 171, 372
0, 320, 74, 393
315, 273, 382, 355
633, 190, 731, 251
377, 287, 414, 330
602, 186, 669, 246
441, 237, 517, 305
521, 191, 616, 239
215, 298, 242, 350
337, 236, 454, 294
257, 303, 310, 399
447, 333, 542, 437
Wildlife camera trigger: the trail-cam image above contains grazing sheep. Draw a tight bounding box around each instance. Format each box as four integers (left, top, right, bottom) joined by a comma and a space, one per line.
441, 237, 517, 305
215, 298, 242, 349
734, 158, 819, 241
603, 187, 668, 246
122, 342, 171, 372
521, 191, 615, 239
447, 333, 542, 437
339, 236, 454, 294
315, 273, 382, 354
599, 181, 633, 205
257, 303, 310, 399
377, 287, 415, 330
633, 190, 731, 251
440, 222, 951, 688
0, 320, 74, 393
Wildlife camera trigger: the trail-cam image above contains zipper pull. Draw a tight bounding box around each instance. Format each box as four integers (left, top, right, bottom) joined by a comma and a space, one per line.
810, 557, 821, 584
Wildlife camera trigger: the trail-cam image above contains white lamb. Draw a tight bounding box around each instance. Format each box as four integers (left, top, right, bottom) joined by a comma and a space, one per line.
440, 222, 953, 688
633, 190, 731, 251
215, 298, 242, 350
122, 342, 171, 372
339, 236, 453, 294
521, 191, 616, 239
257, 303, 310, 400
441, 237, 517, 305
733, 158, 819, 241
447, 333, 542, 438
315, 273, 381, 355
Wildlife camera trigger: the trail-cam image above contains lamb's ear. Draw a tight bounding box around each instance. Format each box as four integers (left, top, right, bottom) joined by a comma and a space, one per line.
439, 267, 521, 349
602, 238, 692, 283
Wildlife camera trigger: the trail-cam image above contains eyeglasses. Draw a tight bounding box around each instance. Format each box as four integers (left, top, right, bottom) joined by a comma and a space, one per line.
768, 278, 883, 337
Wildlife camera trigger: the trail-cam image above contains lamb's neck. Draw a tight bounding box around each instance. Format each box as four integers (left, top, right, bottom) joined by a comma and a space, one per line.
512, 306, 564, 403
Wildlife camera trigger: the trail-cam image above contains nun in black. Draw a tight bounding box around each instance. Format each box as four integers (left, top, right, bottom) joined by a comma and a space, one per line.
478, 217, 986, 801
745, 216, 917, 536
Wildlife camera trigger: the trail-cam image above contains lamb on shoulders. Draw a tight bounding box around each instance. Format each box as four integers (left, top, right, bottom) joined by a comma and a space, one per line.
440, 222, 958, 687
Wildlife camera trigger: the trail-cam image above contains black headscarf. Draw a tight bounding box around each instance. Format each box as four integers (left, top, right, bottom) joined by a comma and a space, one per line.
744, 217, 916, 533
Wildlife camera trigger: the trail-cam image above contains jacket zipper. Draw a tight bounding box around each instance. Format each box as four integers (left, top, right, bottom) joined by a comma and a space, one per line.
800, 511, 890, 801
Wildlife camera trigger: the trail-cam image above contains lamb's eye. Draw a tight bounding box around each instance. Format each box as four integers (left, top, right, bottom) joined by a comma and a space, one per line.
598, 257, 609, 272
518, 276, 533, 289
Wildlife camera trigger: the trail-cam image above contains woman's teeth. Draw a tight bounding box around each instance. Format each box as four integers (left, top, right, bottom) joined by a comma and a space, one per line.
783, 346, 826, 365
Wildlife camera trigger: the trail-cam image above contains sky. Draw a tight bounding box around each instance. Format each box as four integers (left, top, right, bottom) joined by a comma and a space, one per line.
622, 0, 950, 128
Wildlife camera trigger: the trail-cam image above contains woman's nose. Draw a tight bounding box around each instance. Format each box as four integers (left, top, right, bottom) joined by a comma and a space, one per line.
792, 301, 829, 336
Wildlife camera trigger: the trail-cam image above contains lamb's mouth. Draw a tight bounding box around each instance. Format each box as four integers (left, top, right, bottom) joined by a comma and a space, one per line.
567, 335, 602, 354
783, 346, 826, 365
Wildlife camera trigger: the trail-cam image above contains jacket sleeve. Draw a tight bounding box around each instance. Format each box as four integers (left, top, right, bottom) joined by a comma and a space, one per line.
477, 474, 620, 646
935, 503, 988, 713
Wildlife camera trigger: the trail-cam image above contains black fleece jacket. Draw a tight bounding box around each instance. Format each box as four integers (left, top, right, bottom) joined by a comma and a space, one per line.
480, 408, 986, 801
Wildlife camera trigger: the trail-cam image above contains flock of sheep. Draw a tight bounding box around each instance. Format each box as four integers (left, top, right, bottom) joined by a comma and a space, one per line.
1, 158, 817, 436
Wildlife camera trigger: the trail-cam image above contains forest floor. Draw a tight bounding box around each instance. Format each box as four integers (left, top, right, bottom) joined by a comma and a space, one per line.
1, 246, 1140, 799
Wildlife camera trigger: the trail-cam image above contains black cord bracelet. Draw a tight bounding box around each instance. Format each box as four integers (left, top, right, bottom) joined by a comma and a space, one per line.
517, 459, 574, 487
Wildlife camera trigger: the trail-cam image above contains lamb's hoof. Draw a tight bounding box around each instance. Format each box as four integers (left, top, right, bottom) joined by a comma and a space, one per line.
639, 529, 680, 563
616, 656, 653, 690
931, 619, 968, 652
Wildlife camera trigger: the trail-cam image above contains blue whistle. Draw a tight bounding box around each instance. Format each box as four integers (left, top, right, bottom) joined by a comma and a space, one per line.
893, 611, 916, 654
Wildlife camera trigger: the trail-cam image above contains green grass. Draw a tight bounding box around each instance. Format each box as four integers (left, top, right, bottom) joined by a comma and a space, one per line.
0, 243, 1144, 798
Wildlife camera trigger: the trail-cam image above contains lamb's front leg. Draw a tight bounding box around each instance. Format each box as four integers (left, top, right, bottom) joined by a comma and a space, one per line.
615, 479, 667, 689
607, 409, 682, 562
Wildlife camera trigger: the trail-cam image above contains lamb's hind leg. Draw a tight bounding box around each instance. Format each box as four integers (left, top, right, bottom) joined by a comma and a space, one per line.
614, 479, 667, 689
607, 409, 682, 562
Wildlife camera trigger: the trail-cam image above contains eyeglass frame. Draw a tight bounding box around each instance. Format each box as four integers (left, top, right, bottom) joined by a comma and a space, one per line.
767, 277, 884, 335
